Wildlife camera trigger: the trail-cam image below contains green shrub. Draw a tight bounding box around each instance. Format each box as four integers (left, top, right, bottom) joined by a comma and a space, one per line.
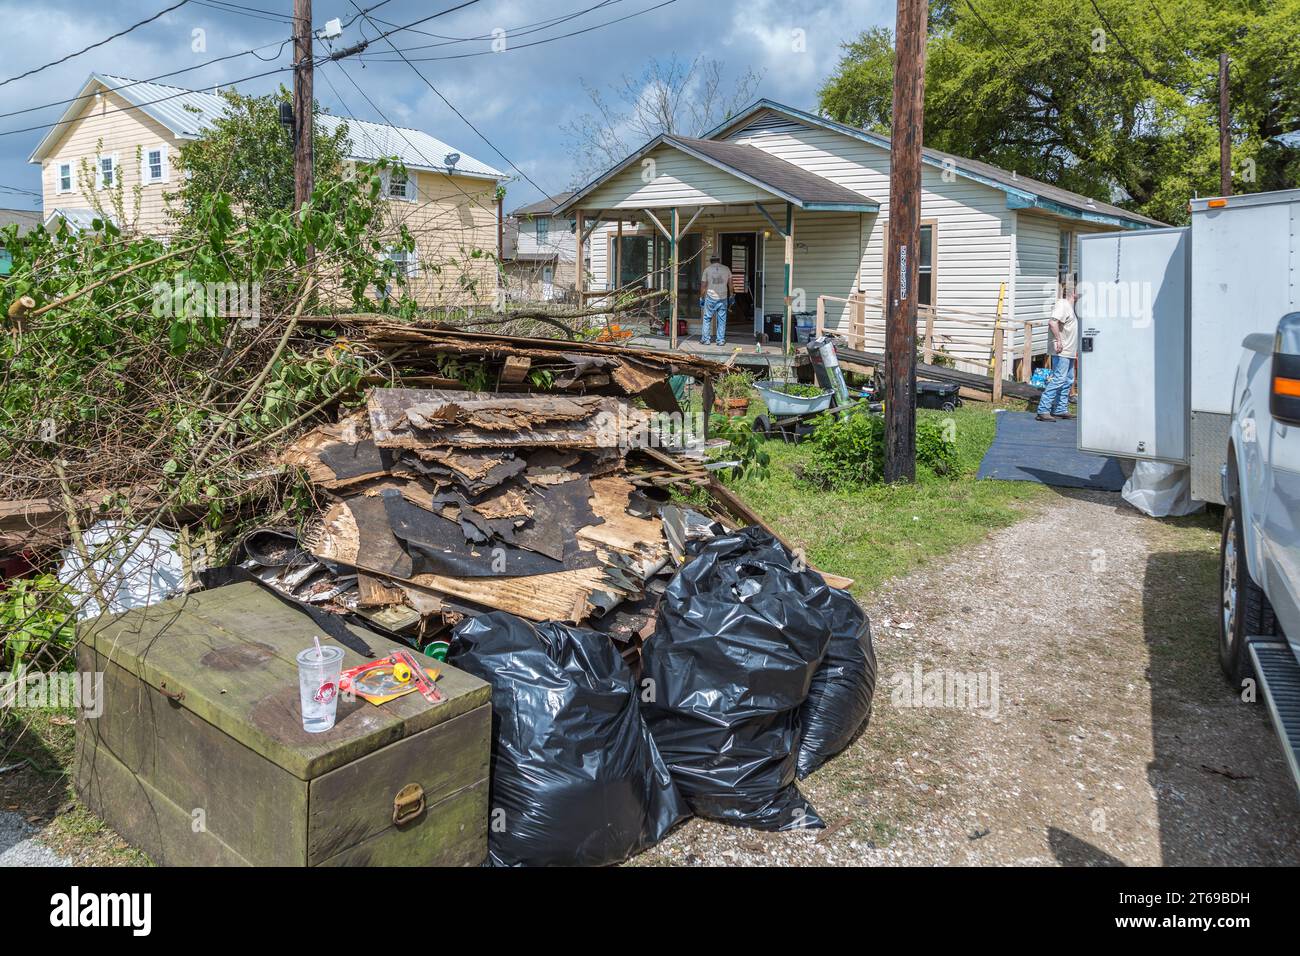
708, 413, 770, 482
916, 416, 959, 476
798, 411, 957, 488
0, 574, 76, 672
773, 381, 826, 398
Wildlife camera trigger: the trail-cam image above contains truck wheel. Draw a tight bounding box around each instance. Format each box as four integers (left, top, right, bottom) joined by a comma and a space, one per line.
1219, 494, 1275, 687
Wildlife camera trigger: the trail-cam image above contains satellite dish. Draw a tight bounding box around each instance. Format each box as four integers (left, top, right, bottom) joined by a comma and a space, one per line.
444, 152, 460, 171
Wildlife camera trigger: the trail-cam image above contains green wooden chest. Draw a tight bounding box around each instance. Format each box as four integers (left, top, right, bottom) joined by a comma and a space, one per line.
75, 582, 491, 866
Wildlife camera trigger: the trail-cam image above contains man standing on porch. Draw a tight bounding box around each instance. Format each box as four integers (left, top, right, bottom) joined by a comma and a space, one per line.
700, 254, 732, 347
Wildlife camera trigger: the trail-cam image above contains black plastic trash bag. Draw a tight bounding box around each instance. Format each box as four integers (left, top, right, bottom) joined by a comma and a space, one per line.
795, 587, 877, 779
448, 612, 688, 867
641, 527, 832, 831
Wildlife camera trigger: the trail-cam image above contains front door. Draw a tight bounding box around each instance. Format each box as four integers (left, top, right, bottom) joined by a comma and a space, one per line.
718, 232, 758, 340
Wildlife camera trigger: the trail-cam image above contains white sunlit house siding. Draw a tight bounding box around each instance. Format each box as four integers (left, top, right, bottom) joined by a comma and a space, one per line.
571, 100, 1162, 370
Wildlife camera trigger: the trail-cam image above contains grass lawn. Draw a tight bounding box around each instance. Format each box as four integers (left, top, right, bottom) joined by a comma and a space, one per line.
718, 399, 1052, 596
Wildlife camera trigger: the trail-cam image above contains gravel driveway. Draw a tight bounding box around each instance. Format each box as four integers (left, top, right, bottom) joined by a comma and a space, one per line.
635, 488, 1300, 866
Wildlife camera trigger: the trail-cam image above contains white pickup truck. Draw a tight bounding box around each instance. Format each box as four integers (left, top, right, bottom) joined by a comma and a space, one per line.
1221, 311, 1300, 788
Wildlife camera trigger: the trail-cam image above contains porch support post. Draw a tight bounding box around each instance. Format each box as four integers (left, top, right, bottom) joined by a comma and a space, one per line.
670, 206, 680, 349
575, 208, 585, 303
783, 202, 794, 355
615, 219, 623, 293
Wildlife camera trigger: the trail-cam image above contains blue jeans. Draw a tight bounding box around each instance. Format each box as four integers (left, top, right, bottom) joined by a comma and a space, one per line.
701, 297, 728, 344
1037, 355, 1075, 415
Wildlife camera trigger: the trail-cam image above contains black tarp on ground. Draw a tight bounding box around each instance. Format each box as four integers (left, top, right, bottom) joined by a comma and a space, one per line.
976, 410, 1125, 490
449, 612, 688, 866
640, 527, 832, 831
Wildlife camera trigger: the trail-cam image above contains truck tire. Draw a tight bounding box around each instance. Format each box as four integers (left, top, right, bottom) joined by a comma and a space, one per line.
1219, 492, 1276, 687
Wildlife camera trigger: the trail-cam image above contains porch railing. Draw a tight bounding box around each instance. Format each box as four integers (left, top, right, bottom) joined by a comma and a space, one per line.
816, 291, 1058, 400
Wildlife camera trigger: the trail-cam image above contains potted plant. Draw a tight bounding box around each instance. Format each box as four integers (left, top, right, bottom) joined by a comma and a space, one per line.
713, 371, 753, 417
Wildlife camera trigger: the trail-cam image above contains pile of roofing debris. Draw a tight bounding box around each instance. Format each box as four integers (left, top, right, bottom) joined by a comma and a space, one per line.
240, 321, 736, 666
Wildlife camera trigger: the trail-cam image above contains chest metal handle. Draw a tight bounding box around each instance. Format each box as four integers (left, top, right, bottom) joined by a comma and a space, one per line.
392, 783, 425, 826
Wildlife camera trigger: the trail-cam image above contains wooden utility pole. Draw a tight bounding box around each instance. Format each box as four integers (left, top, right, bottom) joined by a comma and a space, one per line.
293, 0, 313, 216
1218, 53, 1231, 196
883, 0, 928, 483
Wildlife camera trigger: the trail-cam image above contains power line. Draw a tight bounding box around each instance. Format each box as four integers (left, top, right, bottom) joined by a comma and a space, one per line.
339, 0, 398, 30
0, 38, 294, 122
0, 0, 192, 90
0, 0, 482, 139
0, 0, 401, 123
0, 65, 295, 139
1087, 0, 1157, 82
192, 0, 294, 24
368, 0, 624, 52
348, 0, 557, 198
360, 0, 679, 63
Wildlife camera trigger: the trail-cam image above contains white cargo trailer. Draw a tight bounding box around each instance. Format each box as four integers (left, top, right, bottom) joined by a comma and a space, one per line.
1077, 188, 1300, 503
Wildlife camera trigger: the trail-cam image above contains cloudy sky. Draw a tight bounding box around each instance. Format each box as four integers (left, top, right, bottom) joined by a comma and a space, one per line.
0, 0, 891, 213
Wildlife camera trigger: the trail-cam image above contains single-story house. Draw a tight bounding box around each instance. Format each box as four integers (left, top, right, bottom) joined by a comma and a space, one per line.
27, 73, 507, 307
559, 99, 1163, 370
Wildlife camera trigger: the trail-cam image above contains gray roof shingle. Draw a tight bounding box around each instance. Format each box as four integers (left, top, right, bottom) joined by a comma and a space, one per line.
663, 135, 879, 208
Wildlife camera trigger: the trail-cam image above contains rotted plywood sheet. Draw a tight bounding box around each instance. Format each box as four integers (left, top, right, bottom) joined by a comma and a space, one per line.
368, 388, 647, 450
281, 413, 405, 489
311, 497, 610, 623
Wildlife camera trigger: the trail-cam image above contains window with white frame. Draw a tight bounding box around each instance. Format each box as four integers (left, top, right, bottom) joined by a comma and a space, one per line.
98, 155, 116, 189
386, 170, 415, 201
1058, 229, 1074, 292
535, 217, 550, 243
143, 146, 167, 184
57, 163, 72, 193
386, 246, 419, 278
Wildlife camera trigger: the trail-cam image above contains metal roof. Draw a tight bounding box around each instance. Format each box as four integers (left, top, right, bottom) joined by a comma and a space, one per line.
29, 74, 504, 181
44, 207, 115, 232
706, 100, 1166, 228
0, 208, 42, 234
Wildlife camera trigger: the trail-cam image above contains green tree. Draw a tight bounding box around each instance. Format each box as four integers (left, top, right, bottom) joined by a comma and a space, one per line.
169, 87, 351, 229
818, 0, 1299, 224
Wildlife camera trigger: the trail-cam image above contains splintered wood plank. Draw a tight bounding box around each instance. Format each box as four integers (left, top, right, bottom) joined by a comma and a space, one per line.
579, 476, 667, 562
280, 411, 412, 490
499, 354, 531, 383
312, 498, 611, 622
368, 388, 647, 450
356, 572, 406, 608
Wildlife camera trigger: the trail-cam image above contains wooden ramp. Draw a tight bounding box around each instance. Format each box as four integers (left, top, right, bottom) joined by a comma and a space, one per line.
836, 346, 1043, 403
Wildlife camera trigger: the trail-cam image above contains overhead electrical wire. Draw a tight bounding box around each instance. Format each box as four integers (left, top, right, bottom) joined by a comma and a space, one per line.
366, 0, 625, 51
359, 0, 679, 63
0, 0, 192, 90
0, 65, 295, 138
348, 0, 560, 199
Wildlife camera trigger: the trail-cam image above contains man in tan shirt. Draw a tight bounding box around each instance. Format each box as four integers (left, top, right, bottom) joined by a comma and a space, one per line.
699, 255, 732, 346
1036, 278, 1079, 422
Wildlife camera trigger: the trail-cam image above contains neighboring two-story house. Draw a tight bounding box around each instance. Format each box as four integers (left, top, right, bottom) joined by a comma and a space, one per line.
28, 73, 506, 307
